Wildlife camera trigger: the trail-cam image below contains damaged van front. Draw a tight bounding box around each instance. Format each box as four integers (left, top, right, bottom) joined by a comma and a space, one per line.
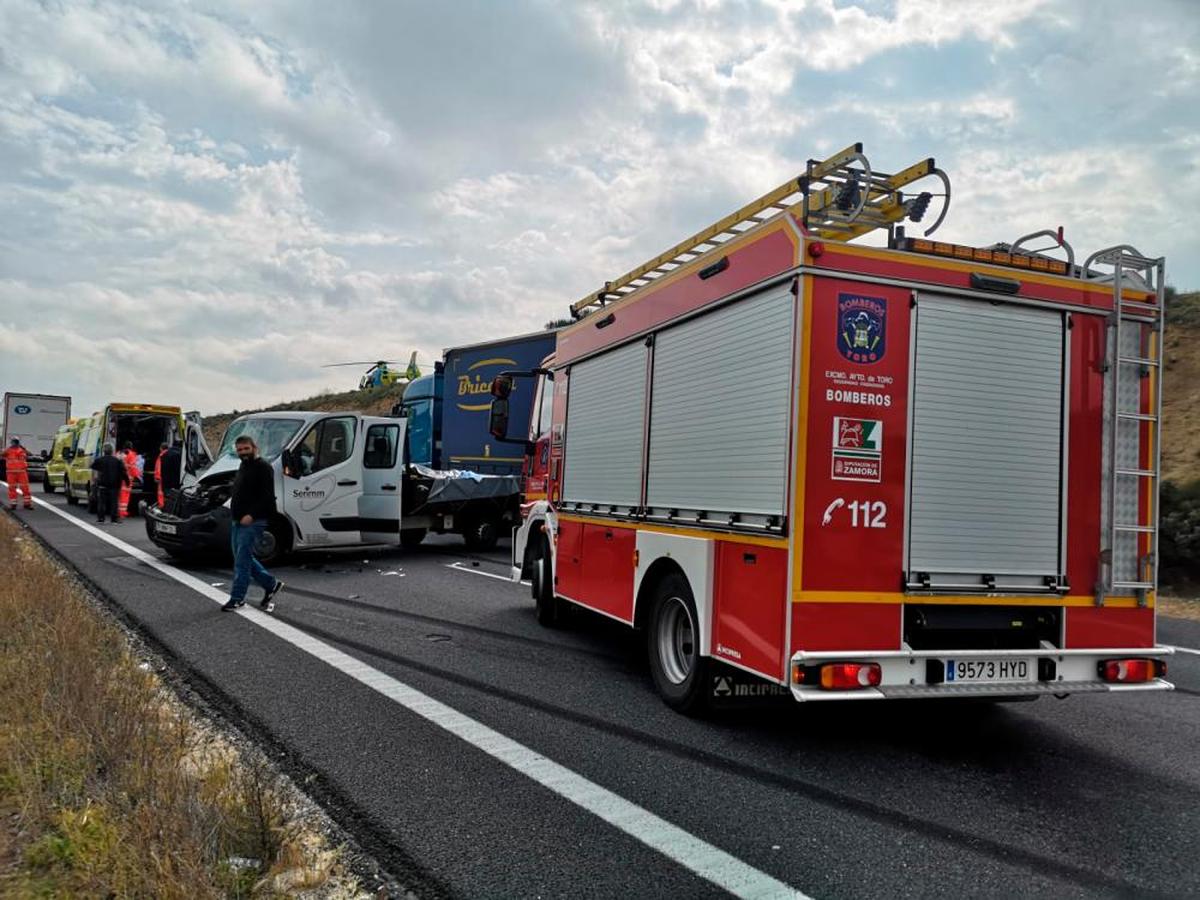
145, 414, 303, 564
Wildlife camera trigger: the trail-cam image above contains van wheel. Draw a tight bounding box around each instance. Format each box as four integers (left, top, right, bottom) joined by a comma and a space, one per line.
400, 528, 427, 549
65, 479, 78, 505
646, 573, 709, 715
531, 535, 562, 627
253, 518, 292, 566
42, 473, 55, 494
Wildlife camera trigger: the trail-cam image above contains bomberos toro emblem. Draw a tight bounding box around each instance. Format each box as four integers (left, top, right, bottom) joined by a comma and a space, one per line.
837, 293, 887, 364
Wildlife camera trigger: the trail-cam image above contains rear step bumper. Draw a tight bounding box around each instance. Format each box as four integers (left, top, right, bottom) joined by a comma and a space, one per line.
788, 645, 1174, 702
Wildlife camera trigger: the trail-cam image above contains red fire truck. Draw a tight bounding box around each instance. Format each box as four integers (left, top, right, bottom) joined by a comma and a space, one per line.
489, 144, 1173, 711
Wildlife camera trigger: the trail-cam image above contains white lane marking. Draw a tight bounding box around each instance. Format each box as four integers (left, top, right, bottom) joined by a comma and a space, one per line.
445, 560, 527, 584
1166, 645, 1200, 657
17, 495, 808, 900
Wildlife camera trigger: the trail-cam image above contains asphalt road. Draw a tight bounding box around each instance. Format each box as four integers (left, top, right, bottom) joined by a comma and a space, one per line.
5, 487, 1200, 899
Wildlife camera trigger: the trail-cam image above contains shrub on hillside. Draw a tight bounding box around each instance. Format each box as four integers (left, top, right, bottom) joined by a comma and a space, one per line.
1160, 479, 1200, 588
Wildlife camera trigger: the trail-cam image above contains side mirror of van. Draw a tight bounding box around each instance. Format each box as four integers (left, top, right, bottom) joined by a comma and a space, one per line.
281, 449, 298, 478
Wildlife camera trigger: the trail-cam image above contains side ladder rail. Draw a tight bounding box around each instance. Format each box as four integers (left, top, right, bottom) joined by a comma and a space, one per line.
1094, 246, 1166, 606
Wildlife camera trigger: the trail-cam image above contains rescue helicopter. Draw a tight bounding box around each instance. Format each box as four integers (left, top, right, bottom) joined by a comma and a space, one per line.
321, 351, 424, 390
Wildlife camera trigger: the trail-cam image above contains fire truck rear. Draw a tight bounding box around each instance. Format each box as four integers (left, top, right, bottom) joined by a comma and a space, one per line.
490, 143, 1173, 712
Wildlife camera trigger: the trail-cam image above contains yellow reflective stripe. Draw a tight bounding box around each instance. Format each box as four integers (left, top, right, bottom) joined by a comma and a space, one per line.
555, 514, 789, 549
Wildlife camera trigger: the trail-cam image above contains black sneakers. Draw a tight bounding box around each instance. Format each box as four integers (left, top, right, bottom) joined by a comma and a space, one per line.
261, 580, 284, 612
221, 598, 246, 612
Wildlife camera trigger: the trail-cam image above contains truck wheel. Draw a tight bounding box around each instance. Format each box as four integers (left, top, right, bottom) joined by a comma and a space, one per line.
253, 518, 292, 566
42, 473, 55, 494
646, 573, 709, 715
531, 535, 562, 627
65, 479, 78, 506
400, 528, 427, 549
463, 515, 499, 552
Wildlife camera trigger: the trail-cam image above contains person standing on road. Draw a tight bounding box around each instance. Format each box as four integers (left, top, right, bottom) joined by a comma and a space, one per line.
90, 443, 129, 524
153, 442, 168, 507
222, 435, 284, 613
4, 438, 34, 511
118, 440, 138, 518
160, 440, 183, 502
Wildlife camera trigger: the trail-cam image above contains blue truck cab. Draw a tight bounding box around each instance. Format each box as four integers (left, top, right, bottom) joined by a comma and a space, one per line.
440, 331, 555, 476
400, 369, 444, 467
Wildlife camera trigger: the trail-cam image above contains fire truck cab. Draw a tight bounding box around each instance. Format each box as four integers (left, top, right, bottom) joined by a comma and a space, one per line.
492, 144, 1173, 712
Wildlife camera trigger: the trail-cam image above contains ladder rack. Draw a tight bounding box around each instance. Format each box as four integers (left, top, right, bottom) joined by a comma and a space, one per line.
569, 143, 951, 318
1089, 245, 1167, 606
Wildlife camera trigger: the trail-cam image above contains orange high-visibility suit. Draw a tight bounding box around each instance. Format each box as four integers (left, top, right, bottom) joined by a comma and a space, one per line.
118, 448, 139, 518
4, 445, 34, 510
154, 453, 165, 507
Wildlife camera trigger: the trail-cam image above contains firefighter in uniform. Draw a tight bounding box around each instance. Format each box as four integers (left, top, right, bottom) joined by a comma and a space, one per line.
4, 439, 34, 510
118, 441, 139, 518
154, 442, 167, 508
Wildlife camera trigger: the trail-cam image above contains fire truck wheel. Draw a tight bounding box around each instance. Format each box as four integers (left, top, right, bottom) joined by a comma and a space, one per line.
647, 573, 709, 714
532, 536, 561, 626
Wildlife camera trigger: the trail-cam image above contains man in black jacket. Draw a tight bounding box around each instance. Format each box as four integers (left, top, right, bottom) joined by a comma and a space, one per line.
90, 443, 129, 524
222, 435, 285, 612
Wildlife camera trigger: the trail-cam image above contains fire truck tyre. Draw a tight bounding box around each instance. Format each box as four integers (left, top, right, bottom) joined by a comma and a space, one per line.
400, 528, 427, 549
647, 574, 709, 715
532, 536, 561, 627
65, 479, 78, 505
463, 514, 499, 552
253, 518, 292, 566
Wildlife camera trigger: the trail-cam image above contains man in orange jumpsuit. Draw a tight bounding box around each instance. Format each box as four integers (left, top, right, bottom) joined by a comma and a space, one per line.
153, 442, 168, 507
4, 439, 34, 510
118, 441, 139, 518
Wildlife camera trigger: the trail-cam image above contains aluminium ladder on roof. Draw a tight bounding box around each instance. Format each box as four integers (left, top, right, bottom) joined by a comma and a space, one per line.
569, 143, 950, 319
1086, 245, 1167, 606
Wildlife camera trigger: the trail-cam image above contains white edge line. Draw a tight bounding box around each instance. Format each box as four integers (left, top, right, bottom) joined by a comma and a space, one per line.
445, 560, 529, 585
10, 494, 808, 900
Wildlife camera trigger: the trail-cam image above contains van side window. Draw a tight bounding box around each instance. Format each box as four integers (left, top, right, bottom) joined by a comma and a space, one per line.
297, 417, 356, 475
364, 424, 399, 468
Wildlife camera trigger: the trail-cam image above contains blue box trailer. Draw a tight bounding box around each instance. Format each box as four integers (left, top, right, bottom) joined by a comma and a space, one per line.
440, 331, 555, 476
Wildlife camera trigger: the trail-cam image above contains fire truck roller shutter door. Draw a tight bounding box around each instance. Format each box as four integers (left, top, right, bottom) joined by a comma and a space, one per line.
646, 286, 794, 519
561, 340, 647, 510
908, 294, 1065, 589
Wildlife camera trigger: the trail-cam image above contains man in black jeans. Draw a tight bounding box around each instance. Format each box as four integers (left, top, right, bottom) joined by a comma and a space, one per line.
222, 435, 285, 613
90, 443, 129, 524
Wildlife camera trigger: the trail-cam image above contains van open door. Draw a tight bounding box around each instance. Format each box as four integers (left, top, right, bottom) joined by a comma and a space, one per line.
182, 411, 213, 484
359, 416, 407, 544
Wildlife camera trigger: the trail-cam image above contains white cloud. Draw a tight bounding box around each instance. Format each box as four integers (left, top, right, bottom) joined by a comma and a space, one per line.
0, 0, 1197, 419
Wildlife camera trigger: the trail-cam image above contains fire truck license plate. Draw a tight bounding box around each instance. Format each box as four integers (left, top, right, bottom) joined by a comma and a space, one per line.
156, 522, 177, 536
944, 658, 1034, 684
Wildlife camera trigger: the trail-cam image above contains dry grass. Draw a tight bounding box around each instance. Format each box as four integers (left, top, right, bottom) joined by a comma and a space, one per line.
0, 514, 368, 898
1159, 594, 1200, 624
1162, 291, 1200, 486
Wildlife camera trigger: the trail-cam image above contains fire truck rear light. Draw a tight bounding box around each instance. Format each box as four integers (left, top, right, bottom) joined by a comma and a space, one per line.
1099, 658, 1164, 683
819, 662, 881, 690
791, 662, 805, 684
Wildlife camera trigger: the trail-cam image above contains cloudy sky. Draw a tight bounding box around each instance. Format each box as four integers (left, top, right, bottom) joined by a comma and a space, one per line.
1, 0, 1197, 418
